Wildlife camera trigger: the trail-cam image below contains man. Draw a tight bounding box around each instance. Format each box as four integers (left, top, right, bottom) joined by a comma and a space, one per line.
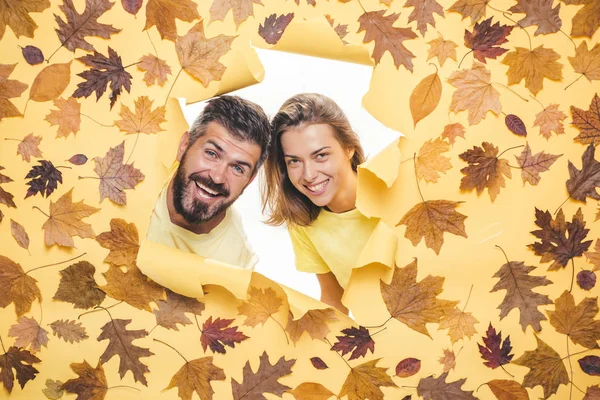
146, 95, 271, 269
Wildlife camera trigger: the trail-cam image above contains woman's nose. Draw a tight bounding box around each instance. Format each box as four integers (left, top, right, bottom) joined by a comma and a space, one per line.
303, 162, 318, 182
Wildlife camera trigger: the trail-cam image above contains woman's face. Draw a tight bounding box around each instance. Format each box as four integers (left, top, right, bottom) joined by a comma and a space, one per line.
280, 123, 354, 209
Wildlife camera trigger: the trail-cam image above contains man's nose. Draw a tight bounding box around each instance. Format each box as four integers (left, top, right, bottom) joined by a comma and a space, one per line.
209, 162, 227, 184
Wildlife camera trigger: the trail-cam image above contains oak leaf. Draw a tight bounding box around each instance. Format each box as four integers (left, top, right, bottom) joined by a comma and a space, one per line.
410, 72, 442, 127
42, 379, 65, 399
0, 64, 28, 121
45, 97, 81, 138
548, 290, 600, 348
144, 0, 200, 41
0, 166, 15, 209
53, 261, 106, 309
17, 134, 42, 162
464, 18, 513, 63
415, 138, 452, 183
10, 219, 30, 250
439, 349, 456, 372
533, 103, 566, 139
165, 356, 225, 400
448, 62, 501, 125
29, 62, 71, 103
115, 96, 166, 135
565, 0, 600, 38
61, 360, 107, 400
100, 265, 165, 311
398, 200, 467, 255
448, 0, 489, 23
571, 94, 600, 145
0, 0, 50, 39
380, 259, 458, 336
0, 166, 13, 184
501, 46, 563, 95
585, 239, 600, 271
201, 316, 249, 354
508, 0, 562, 35
486, 380, 529, 400
94, 141, 144, 205
96, 218, 139, 268
138, 54, 172, 86
427, 36, 457, 66
357, 10, 417, 71
238, 286, 283, 327
338, 359, 397, 400
285, 308, 338, 343
97, 318, 153, 385
153, 289, 205, 331
8, 316, 48, 353
25, 160, 62, 198
513, 335, 568, 399
395, 357, 421, 377
42, 189, 99, 247
231, 352, 295, 400
209, 0, 263, 27
404, 0, 444, 36
478, 323, 513, 368
417, 372, 477, 400
441, 123, 466, 145
258, 13, 294, 45
325, 15, 349, 43
331, 326, 375, 360
50, 319, 89, 343
0, 346, 40, 393
515, 143, 562, 186
459, 142, 511, 201
0, 255, 41, 317
288, 382, 335, 400
438, 306, 478, 343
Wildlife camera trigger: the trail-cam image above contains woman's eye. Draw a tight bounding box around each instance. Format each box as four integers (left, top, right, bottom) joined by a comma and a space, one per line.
316, 153, 328, 159
287, 159, 298, 166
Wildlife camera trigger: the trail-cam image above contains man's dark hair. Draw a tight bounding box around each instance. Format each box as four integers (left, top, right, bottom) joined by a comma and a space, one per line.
188, 95, 271, 171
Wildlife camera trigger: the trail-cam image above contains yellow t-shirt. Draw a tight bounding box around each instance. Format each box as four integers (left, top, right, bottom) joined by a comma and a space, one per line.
146, 184, 258, 270
288, 208, 380, 289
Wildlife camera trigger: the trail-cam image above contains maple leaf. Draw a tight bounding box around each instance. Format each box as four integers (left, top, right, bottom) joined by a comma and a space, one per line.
380, 259, 458, 336
93, 141, 144, 205
288, 382, 335, 400
231, 352, 295, 400
16, 134, 42, 162
0, 255, 41, 317
438, 306, 479, 343
8, 316, 48, 353
404, 0, 444, 36
326, 15, 349, 42
548, 290, 600, 348
570, 41, 600, 85
478, 323, 513, 368
395, 357, 421, 377
513, 335, 568, 399
459, 142, 511, 201
464, 17, 513, 63
440, 123, 465, 145
72, 47, 132, 109
97, 318, 153, 385
42, 189, 99, 247
238, 286, 283, 327
508, 0, 562, 35
138, 54, 171, 86
49, 319, 89, 343
515, 143, 562, 186
258, 13, 294, 45
100, 265, 165, 312
415, 138, 452, 183
448, 62, 501, 125
42, 379, 65, 400
53, 261, 106, 309
417, 372, 477, 400
448, 0, 489, 23
115, 96, 166, 135
209, 0, 262, 27
153, 289, 205, 331
533, 103, 566, 139
331, 326, 375, 360
571, 94, 600, 145
96, 218, 140, 268
0, 0, 50, 39
144, 0, 200, 41
585, 239, 600, 271
501, 45, 563, 95
61, 360, 107, 400
165, 356, 225, 400
584, 385, 600, 399
10, 219, 30, 250
0, 64, 28, 121
427, 36, 457, 66
565, 0, 600, 38
486, 380, 529, 400
201, 316, 249, 354
410, 72, 442, 127
0, 346, 40, 393
439, 349, 456, 372
45, 97, 81, 138
357, 10, 417, 71
339, 359, 397, 400
285, 308, 338, 343
398, 200, 467, 255
25, 160, 62, 198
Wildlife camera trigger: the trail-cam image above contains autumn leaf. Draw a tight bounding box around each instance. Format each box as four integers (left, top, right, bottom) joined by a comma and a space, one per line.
49, 319, 89, 344
448, 62, 501, 125
231, 352, 295, 400
258, 13, 294, 45
8, 316, 48, 353
404, 0, 444, 36
505, 114, 527, 136
93, 141, 144, 205
138, 54, 172, 86
427, 36, 457, 66
0, 166, 13, 184
97, 318, 153, 385
501, 46, 563, 95
548, 290, 600, 348
533, 103, 566, 139
0, 0, 50, 39
96, 218, 140, 268
25, 160, 62, 198
45, 97, 81, 138
564, 0, 600, 38
68, 154, 88, 165
238, 286, 283, 327
339, 359, 397, 400
439, 349, 456, 372
380, 259, 458, 336
29, 62, 71, 103
585, 239, 600, 271
16, 133, 42, 162
10, 219, 29, 250
441, 123, 466, 145
331, 326, 375, 360
491, 259, 552, 332
100, 265, 165, 312
42, 189, 99, 247
513, 335, 568, 399
0, 255, 41, 317
0, 64, 28, 121
464, 18, 513, 63
357, 10, 417, 71
410, 72, 442, 127
285, 308, 338, 343
201, 316, 249, 354
515, 143, 562, 186
396, 357, 421, 377
53, 261, 106, 309
165, 356, 225, 400
115, 96, 166, 135
42, 379, 65, 399
486, 380, 529, 400
459, 142, 511, 201
418, 372, 476, 400
61, 360, 107, 400
0, 346, 40, 393
122, 0, 142, 14
21, 45, 44, 65
584, 385, 600, 399
508, 0, 562, 35
415, 138, 452, 183
579, 356, 600, 376
528, 208, 592, 271
578, 270, 597, 290
325, 15, 349, 42
571, 94, 600, 145
210, 0, 262, 27
153, 289, 205, 331
478, 323, 513, 368
448, 0, 489, 23
144, 0, 200, 41
438, 306, 478, 343
288, 382, 335, 400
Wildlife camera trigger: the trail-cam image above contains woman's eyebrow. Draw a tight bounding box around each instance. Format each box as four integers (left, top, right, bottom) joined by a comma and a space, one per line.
284, 146, 331, 158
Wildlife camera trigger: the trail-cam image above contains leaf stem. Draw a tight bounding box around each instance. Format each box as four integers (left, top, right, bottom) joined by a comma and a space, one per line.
107, 385, 140, 392
164, 68, 183, 107
0, 335, 6, 353
32, 206, 49, 218
146, 30, 158, 57
25, 252, 86, 274
363, 316, 393, 329
495, 245, 510, 265
400, 156, 416, 165
428, 62, 439, 74
567, 335, 573, 400
565, 74, 584, 91
457, 50, 473, 69
486, 2, 505, 13
23, 99, 30, 116
560, 347, 597, 360
571, 381, 586, 395
502, 12, 531, 51
500, 364, 514, 378
413, 153, 426, 203
81, 113, 114, 128
56, 165, 72, 169
325, 337, 352, 370
476, 382, 488, 392
123, 61, 141, 69
569, 258, 575, 293
4, 138, 21, 141
77, 301, 123, 320
529, 95, 545, 110
554, 196, 570, 215
78, 176, 100, 179
39, 302, 43, 326
491, 82, 529, 103
194, 314, 203, 333
497, 145, 524, 159
148, 324, 158, 335
369, 326, 388, 337
124, 133, 140, 165
269, 315, 290, 345
462, 285, 474, 313
558, 29, 577, 51
153, 338, 188, 363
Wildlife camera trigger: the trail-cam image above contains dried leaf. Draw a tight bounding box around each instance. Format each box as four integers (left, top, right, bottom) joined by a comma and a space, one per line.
0, 166, 13, 184
339, 359, 397, 400
478, 323, 513, 368
404, 0, 444, 36
29, 62, 71, 102
10, 219, 29, 250
42, 189, 99, 247
396, 357, 421, 377
96, 218, 139, 268
0, 63, 28, 121
566, 0, 600, 38
49, 319, 89, 343
61, 360, 107, 400
417, 372, 477, 400
410, 72, 442, 127
441, 123, 466, 145
153, 289, 205, 330
448, 0, 488, 23
571, 42, 600, 84
427, 36, 457, 66
501, 46, 563, 95
505, 114, 527, 136
571, 94, 600, 145
231, 352, 295, 400
508, 0, 562, 35
439, 350, 456, 373
25, 160, 62, 198
115, 96, 166, 135
459, 142, 511, 201
325, 15, 348, 42
311, 357, 328, 369
584, 385, 600, 400
465, 18, 513, 63
548, 290, 600, 348
0, 255, 41, 317
17, 134, 43, 162
144, 0, 200, 41
68, 154, 88, 165
587, 239, 600, 271
579, 355, 600, 376
22, 45, 44, 65
0, 346, 40, 393
100, 265, 165, 311
0, 0, 50, 39
288, 383, 335, 400
577, 270, 597, 290
138, 54, 172, 86
8, 316, 48, 353
486, 380, 529, 400
0, 183, 16, 208
285, 308, 338, 343
94, 141, 144, 205
238, 286, 283, 327
45, 97, 81, 138
53, 261, 106, 309
515, 143, 562, 186
42, 379, 65, 399
331, 326, 375, 360
201, 316, 249, 354
209, 0, 262, 27
259, 13, 294, 45
415, 138, 452, 183
437, 306, 479, 343
165, 356, 226, 400
533, 103, 566, 139
122, 0, 142, 14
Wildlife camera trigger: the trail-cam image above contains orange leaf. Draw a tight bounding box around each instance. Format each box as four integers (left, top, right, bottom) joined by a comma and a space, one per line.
138, 54, 172, 86
165, 356, 226, 400
0, 64, 28, 121
288, 382, 335, 400
487, 379, 530, 400
115, 96, 166, 135
533, 103, 566, 139
439, 350, 456, 373
415, 137, 452, 183
209, 0, 263, 27
501, 46, 562, 96
0, 0, 50, 39
548, 290, 600, 349
410, 72, 442, 127
144, 0, 200, 41
438, 306, 479, 343
16, 133, 42, 162
285, 308, 339, 343
338, 359, 397, 400
0, 255, 41, 317
10, 219, 30, 250
93, 141, 144, 205
29, 62, 72, 102
427, 36, 458, 67
238, 286, 283, 327
100, 265, 165, 312
441, 123, 466, 145
45, 97, 81, 138
96, 218, 140, 268
42, 189, 99, 247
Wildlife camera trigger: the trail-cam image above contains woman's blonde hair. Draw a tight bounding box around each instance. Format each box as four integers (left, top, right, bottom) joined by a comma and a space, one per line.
261, 93, 364, 227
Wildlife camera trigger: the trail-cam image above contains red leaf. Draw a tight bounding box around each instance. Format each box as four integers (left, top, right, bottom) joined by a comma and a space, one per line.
331, 326, 375, 360
577, 270, 597, 290
396, 358, 421, 377
310, 357, 328, 369
122, 0, 143, 14
200, 316, 249, 354
579, 355, 600, 375
464, 17, 513, 63
21, 46, 44, 65
67, 154, 88, 165
505, 114, 527, 136
478, 323, 513, 368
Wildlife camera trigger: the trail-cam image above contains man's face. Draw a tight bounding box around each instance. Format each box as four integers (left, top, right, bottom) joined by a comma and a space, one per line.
172, 121, 262, 225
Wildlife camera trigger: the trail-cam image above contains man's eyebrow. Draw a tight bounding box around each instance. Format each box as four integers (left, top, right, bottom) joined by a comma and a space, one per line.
283, 146, 331, 158
206, 139, 253, 171
205, 139, 224, 153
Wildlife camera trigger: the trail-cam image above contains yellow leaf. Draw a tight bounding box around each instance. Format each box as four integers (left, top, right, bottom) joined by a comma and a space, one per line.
410, 72, 442, 127
501, 46, 562, 95
238, 286, 283, 327
115, 96, 166, 135
42, 189, 99, 247
209, 0, 263, 27
569, 41, 600, 82
29, 62, 71, 102
285, 308, 339, 343
415, 137, 452, 183
165, 357, 225, 400
427, 36, 458, 66
438, 306, 479, 343
288, 382, 335, 400
339, 359, 397, 400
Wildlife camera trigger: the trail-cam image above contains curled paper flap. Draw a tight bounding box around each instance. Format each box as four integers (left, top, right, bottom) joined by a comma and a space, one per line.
159, 98, 189, 170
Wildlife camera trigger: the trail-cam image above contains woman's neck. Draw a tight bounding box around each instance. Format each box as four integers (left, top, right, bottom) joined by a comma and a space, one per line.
326, 169, 358, 213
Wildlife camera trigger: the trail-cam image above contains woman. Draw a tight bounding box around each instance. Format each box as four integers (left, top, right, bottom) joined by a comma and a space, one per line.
262, 93, 380, 314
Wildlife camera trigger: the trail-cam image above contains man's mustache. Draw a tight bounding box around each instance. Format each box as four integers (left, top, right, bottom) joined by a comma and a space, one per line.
189, 173, 230, 197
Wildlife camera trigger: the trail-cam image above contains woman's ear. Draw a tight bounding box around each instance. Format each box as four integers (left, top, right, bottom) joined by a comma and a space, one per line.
347, 147, 355, 160
176, 131, 190, 162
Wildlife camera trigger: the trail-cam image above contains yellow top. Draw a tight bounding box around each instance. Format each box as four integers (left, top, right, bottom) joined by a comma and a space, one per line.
146, 184, 258, 270
288, 207, 380, 289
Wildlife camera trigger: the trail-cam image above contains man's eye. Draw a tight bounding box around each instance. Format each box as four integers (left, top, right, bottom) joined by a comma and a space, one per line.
206, 150, 217, 158
233, 165, 244, 174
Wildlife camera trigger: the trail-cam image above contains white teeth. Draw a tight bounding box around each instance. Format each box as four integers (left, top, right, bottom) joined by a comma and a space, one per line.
195, 181, 218, 196
308, 180, 327, 192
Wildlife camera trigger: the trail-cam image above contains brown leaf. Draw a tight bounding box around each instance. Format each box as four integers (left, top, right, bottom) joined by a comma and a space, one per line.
464, 18, 513, 63
568, 144, 600, 201
231, 352, 296, 400
16, 133, 42, 162
584, 385, 600, 400
415, 138, 452, 183
486, 379, 529, 400
533, 103, 566, 139
0, 255, 41, 317
96, 218, 140, 267
579, 355, 600, 376
404, 0, 444, 36
508, 0, 562, 35
339, 359, 397, 400
258, 13, 294, 45
209, 0, 262, 27
115, 96, 166, 135
505, 114, 527, 136
238, 286, 283, 327
380, 259, 459, 336
153, 289, 205, 330
448, 0, 489, 23
0, 346, 40, 393
501, 46, 563, 95
68, 154, 88, 165
566, 0, 600, 38
0, 0, 50, 39
439, 350, 456, 373
94, 141, 144, 205
325, 15, 349, 42
441, 123, 466, 145
548, 290, 600, 348
0, 165, 12, 184
357, 10, 417, 71
398, 200, 468, 255
459, 142, 511, 201
577, 270, 597, 290
585, 239, 600, 271
331, 326, 375, 360
201, 316, 249, 354
165, 356, 226, 400
22, 45, 44, 65
410, 72, 442, 127
100, 265, 165, 311
42, 189, 99, 247
10, 219, 29, 250
311, 357, 328, 369
571, 93, 600, 145
49, 319, 89, 343
437, 306, 479, 343
427, 36, 457, 66
97, 318, 153, 385
53, 261, 106, 309
144, 0, 200, 41
122, 0, 142, 14
396, 357, 421, 377
513, 335, 568, 399
61, 360, 107, 400
8, 316, 48, 353
285, 308, 338, 343
29, 62, 71, 102
0, 64, 28, 121
42, 379, 65, 399
288, 382, 335, 400
138, 54, 172, 86
417, 372, 477, 400
45, 97, 81, 138
515, 143, 562, 186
